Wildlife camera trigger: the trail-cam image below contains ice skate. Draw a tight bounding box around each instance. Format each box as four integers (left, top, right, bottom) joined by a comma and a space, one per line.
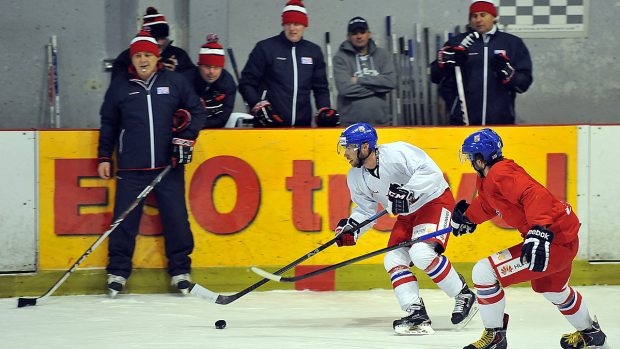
560, 317, 608, 349
107, 274, 126, 298
171, 273, 192, 295
452, 273, 478, 328
463, 313, 508, 349
393, 299, 434, 335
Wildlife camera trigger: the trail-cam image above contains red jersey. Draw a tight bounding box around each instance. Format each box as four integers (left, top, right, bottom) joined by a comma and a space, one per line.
466, 159, 579, 245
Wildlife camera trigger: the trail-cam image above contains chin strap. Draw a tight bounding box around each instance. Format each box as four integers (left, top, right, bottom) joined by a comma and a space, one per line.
356, 148, 374, 168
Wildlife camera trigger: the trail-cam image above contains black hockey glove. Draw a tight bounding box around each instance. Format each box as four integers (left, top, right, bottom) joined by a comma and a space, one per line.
387, 183, 415, 215
251, 100, 284, 127
521, 226, 554, 272
451, 200, 477, 236
202, 92, 226, 117
335, 218, 360, 247
171, 137, 195, 168
315, 107, 340, 127
492, 53, 515, 84
437, 45, 468, 68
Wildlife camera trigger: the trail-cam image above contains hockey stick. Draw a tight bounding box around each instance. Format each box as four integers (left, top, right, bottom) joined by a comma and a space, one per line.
190, 209, 388, 305
17, 166, 172, 308
454, 31, 480, 126
226, 47, 249, 113
51, 35, 60, 128
325, 32, 335, 106
47, 40, 55, 128
251, 226, 452, 283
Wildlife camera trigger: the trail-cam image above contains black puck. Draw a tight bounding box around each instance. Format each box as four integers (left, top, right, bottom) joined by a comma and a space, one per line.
215, 319, 226, 329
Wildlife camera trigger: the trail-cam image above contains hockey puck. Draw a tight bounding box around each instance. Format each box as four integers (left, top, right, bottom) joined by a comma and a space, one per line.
215, 319, 226, 329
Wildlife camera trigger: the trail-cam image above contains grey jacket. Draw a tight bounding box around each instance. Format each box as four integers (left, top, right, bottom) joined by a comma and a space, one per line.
333, 39, 396, 125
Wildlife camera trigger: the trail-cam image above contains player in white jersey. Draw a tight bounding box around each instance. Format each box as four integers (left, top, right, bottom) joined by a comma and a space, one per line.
335, 123, 477, 335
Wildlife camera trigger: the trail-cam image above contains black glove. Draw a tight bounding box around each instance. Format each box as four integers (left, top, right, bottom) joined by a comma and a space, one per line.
172, 109, 191, 133
451, 200, 477, 236
202, 92, 226, 117
171, 137, 195, 167
521, 226, 554, 272
315, 107, 340, 127
387, 183, 414, 215
437, 45, 468, 68
251, 100, 284, 127
492, 53, 515, 84
335, 218, 360, 247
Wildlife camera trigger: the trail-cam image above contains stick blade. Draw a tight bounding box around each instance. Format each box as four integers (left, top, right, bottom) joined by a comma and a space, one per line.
17, 297, 37, 308
189, 283, 221, 303
250, 267, 283, 282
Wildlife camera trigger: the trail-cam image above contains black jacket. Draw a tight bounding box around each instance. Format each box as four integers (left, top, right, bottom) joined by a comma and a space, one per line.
182, 68, 237, 128
99, 67, 206, 170
430, 28, 533, 125
238, 32, 331, 127
111, 42, 195, 81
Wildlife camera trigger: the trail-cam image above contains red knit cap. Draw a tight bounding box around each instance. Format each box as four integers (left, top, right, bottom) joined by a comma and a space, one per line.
282, 0, 308, 27
470, 0, 498, 17
198, 33, 225, 67
130, 30, 160, 57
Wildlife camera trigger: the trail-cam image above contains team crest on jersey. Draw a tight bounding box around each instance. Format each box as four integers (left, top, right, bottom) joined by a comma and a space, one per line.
301, 57, 313, 64
157, 87, 170, 94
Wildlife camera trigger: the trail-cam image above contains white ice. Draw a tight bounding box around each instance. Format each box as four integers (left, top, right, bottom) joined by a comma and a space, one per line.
1, 286, 617, 349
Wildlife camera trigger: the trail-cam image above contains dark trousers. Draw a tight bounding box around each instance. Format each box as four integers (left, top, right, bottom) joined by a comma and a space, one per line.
106, 166, 194, 279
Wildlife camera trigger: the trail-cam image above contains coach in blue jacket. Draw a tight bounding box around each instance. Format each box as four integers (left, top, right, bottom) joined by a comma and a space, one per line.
239, 0, 337, 127
98, 31, 207, 297
431, 0, 533, 125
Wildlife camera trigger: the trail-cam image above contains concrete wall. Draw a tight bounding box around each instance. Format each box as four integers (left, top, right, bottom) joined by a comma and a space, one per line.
0, 0, 618, 129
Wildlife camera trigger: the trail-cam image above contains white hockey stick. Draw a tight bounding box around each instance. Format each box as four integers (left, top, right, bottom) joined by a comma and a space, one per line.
454, 31, 480, 126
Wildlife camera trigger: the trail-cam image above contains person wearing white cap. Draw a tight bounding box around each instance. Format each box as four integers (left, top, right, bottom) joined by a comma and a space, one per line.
430, 0, 533, 126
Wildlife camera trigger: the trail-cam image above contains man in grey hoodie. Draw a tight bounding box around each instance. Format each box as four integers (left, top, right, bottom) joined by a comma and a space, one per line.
333, 17, 396, 126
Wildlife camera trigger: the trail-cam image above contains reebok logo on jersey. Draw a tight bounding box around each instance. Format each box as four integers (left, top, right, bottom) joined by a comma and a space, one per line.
157, 87, 170, 94
301, 57, 313, 64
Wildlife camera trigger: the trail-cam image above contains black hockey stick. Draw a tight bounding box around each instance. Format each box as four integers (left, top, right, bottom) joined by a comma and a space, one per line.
251, 226, 452, 283
17, 165, 172, 308
190, 209, 388, 304
454, 31, 480, 125
226, 47, 250, 113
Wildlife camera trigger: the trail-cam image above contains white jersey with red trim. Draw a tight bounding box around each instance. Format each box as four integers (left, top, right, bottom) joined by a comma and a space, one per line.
346, 141, 449, 237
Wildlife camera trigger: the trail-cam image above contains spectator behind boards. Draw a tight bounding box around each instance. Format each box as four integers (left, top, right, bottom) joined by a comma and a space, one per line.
111, 7, 194, 81
430, 0, 533, 125
98, 30, 207, 298
333, 17, 396, 126
183, 33, 237, 128
238, 0, 339, 128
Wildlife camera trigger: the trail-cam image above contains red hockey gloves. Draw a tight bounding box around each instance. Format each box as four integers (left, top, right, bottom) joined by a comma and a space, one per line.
387, 183, 415, 215
251, 100, 284, 127
335, 218, 360, 247
521, 226, 554, 272
172, 109, 191, 133
171, 137, 195, 167
202, 92, 226, 117
492, 53, 515, 84
437, 45, 468, 68
451, 200, 477, 236
315, 107, 340, 127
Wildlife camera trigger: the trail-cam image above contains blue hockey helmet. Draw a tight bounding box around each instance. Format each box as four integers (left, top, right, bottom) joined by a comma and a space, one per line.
338, 122, 378, 154
460, 128, 503, 163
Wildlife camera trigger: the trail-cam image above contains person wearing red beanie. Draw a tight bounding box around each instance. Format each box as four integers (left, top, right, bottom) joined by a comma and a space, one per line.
430, 0, 533, 126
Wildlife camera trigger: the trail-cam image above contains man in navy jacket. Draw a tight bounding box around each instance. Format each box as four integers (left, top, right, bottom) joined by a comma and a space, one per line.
98, 30, 206, 298
430, 0, 533, 125
238, 0, 337, 127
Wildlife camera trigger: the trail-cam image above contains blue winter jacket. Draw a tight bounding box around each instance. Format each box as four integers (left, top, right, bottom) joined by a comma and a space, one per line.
98, 67, 207, 170
238, 32, 331, 126
430, 28, 533, 125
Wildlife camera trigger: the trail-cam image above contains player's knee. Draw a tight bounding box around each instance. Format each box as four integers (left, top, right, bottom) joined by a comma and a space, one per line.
408, 242, 437, 270
384, 248, 411, 272
472, 258, 497, 286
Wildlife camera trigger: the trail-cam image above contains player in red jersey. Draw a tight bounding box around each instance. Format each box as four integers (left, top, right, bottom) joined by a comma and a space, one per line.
451, 128, 607, 349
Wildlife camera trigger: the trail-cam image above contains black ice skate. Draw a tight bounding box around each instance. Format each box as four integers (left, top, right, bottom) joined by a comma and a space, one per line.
560, 317, 608, 349
171, 273, 192, 295
463, 313, 509, 349
452, 273, 478, 328
393, 299, 434, 335
107, 274, 126, 298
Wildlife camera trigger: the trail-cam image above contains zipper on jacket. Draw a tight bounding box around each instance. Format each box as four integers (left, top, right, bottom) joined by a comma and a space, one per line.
131, 74, 159, 168
291, 46, 298, 126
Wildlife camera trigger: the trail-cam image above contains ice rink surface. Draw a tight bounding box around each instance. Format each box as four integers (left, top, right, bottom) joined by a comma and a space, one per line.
1, 286, 617, 349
